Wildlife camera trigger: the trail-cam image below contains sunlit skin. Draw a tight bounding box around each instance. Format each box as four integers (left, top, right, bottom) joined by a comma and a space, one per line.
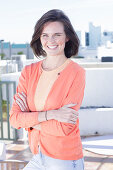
40, 21, 69, 65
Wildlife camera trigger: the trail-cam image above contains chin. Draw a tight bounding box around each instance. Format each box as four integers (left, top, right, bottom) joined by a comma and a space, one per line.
46, 50, 64, 56
47, 53, 62, 57
46, 51, 59, 56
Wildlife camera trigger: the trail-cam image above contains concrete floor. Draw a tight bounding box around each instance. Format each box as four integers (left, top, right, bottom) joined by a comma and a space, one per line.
4, 139, 113, 170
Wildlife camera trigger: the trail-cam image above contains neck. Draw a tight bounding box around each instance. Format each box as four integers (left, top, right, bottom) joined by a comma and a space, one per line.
43, 55, 68, 70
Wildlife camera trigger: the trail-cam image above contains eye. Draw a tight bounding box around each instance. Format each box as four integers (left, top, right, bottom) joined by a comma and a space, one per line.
55, 34, 61, 36
41, 34, 48, 38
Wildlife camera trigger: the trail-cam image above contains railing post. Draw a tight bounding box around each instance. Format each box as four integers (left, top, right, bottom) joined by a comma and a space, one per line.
6, 83, 10, 140
0, 83, 3, 139
13, 81, 17, 141
0, 81, 17, 141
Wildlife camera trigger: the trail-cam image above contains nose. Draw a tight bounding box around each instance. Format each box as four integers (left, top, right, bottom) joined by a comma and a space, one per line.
48, 36, 55, 42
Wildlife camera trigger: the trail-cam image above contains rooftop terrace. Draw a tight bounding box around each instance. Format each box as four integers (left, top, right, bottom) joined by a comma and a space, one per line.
1, 138, 112, 170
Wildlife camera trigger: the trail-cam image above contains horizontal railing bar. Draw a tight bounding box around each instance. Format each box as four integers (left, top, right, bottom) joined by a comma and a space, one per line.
0, 160, 29, 164
0, 138, 17, 140
0, 81, 16, 84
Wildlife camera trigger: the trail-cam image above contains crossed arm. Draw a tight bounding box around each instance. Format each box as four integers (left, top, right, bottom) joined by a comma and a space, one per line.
15, 92, 78, 131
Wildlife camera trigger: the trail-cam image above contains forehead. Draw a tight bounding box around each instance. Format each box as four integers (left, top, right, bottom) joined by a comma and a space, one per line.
42, 21, 65, 33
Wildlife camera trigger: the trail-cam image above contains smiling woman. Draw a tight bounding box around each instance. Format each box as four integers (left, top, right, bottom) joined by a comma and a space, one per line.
30, 9, 80, 59
40, 21, 68, 57
9, 9, 85, 170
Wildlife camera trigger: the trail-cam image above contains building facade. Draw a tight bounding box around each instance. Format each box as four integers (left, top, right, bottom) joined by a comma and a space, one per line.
89, 22, 101, 49
0, 42, 34, 59
101, 31, 113, 46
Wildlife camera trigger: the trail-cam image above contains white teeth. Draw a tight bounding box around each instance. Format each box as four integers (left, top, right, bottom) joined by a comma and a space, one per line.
48, 46, 57, 49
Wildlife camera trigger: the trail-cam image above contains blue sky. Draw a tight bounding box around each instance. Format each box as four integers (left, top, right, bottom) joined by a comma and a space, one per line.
0, 0, 113, 43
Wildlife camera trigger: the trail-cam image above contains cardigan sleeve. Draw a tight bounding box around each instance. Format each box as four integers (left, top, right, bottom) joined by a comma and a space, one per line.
41, 67, 86, 136
9, 66, 39, 129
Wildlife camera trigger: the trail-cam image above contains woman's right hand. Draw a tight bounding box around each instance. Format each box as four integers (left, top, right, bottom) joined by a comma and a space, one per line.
54, 103, 79, 124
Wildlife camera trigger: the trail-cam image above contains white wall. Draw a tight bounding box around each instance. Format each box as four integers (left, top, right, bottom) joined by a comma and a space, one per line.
82, 68, 113, 107
79, 108, 113, 136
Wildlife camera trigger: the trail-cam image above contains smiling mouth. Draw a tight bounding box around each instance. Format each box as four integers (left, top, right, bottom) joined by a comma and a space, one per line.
47, 45, 58, 49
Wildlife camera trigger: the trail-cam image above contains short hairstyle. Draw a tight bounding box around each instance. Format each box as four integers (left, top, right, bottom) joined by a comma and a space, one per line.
30, 9, 80, 58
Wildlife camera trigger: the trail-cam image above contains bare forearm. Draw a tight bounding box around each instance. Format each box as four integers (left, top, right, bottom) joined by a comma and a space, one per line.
38, 110, 55, 122
32, 104, 78, 131
38, 103, 77, 123
32, 110, 55, 130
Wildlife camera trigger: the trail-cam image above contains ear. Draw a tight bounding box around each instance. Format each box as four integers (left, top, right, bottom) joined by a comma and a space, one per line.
66, 37, 69, 42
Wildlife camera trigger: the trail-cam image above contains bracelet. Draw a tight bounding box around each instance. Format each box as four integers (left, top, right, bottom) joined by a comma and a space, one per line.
45, 111, 48, 121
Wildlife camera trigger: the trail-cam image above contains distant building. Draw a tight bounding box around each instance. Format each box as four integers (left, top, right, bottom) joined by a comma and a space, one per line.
0, 42, 34, 59
76, 31, 85, 47
76, 31, 81, 44
89, 22, 101, 49
85, 32, 89, 46
78, 46, 97, 58
101, 31, 113, 46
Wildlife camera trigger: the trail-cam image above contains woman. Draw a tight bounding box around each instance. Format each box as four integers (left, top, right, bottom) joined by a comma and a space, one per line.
9, 9, 85, 170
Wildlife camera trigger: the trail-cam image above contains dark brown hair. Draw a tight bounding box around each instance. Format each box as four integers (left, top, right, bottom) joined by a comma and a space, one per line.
30, 9, 80, 58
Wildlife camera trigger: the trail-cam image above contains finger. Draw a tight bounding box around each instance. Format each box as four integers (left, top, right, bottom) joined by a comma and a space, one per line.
15, 97, 26, 110
70, 118, 78, 123
33, 125, 41, 130
32, 125, 36, 128
72, 115, 79, 120
67, 108, 77, 112
69, 114, 78, 121
63, 103, 77, 108
18, 92, 26, 101
16, 98, 26, 110
63, 108, 78, 115
22, 92, 27, 98
69, 120, 76, 124
16, 100, 25, 111
18, 93, 28, 109
72, 111, 79, 116
71, 115, 78, 120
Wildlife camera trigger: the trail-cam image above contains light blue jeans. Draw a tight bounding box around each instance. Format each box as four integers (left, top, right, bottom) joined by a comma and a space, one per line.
23, 147, 84, 170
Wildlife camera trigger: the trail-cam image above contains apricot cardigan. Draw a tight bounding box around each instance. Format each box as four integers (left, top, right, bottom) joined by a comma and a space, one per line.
34, 59, 71, 111
9, 59, 86, 160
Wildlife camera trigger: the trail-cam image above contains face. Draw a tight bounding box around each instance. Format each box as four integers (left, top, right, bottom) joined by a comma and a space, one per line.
40, 21, 68, 57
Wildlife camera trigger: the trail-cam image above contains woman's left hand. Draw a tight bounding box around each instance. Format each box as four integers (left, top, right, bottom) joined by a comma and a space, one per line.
15, 92, 41, 130
15, 92, 30, 112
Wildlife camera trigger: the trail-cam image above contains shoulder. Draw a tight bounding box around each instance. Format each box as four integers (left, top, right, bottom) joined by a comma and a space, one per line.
19, 60, 42, 82
71, 60, 85, 71
25, 60, 41, 71
69, 60, 86, 85
21, 60, 42, 76
70, 60, 86, 76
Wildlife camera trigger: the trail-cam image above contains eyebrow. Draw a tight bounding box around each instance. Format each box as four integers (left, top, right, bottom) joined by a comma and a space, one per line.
41, 33, 63, 35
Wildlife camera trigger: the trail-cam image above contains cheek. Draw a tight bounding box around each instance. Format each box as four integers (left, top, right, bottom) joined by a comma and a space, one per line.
41, 41, 46, 48
57, 39, 66, 46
